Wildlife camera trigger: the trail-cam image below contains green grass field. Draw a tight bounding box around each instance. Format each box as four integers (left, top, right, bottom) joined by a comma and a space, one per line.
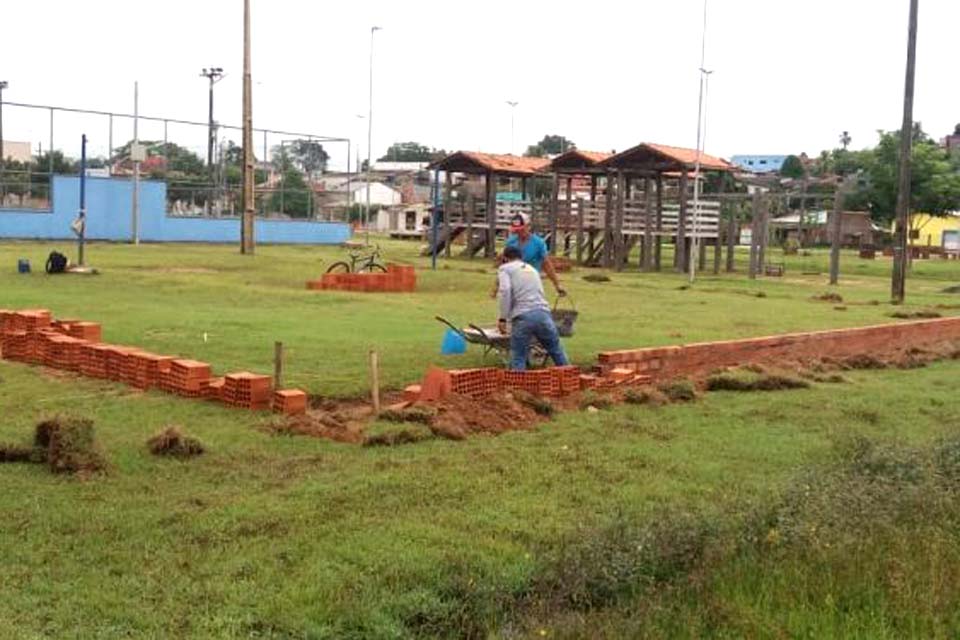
1, 238, 959, 638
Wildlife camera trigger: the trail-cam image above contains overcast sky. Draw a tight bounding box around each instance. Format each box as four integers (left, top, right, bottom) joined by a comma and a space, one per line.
1, 0, 956, 171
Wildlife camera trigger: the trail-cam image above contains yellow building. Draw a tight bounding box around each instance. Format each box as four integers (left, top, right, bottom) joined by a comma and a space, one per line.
894, 213, 960, 249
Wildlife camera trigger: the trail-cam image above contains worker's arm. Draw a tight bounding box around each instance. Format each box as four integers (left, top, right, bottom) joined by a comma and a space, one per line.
542, 256, 566, 296
497, 269, 512, 335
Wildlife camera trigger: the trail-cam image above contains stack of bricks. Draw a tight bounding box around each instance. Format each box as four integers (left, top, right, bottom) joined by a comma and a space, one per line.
124, 352, 175, 390
160, 359, 212, 398
306, 263, 416, 293
272, 389, 308, 415
2, 307, 301, 414
222, 372, 273, 410
418, 365, 589, 402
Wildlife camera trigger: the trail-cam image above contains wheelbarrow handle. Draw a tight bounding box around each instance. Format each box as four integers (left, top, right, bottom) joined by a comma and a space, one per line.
435, 315, 468, 341
553, 293, 576, 312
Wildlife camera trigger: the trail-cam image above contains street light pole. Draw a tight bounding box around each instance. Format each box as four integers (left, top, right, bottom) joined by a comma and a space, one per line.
201, 67, 224, 172
689, 0, 710, 284
505, 101, 518, 154
365, 26, 381, 246
0, 81, 7, 166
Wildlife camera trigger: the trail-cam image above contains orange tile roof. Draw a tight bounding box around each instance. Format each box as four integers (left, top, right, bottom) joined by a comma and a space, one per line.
645, 143, 734, 171
429, 151, 549, 176
601, 142, 735, 172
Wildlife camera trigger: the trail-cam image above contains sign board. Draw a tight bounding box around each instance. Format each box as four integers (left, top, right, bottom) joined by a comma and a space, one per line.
943, 230, 960, 252
130, 143, 147, 163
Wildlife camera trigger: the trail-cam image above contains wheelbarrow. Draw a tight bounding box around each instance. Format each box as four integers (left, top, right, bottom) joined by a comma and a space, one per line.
435, 296, 576, 367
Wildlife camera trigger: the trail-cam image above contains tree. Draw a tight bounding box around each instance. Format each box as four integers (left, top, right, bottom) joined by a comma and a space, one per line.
524, 134, 575, 158
850, 126, 960, 223
285, 139, 329, 175
780, 155, 806, 179
111, 140, 205, 177
268, 169, 312, 218
377, 141, 443, 162
839, 131, 852, 150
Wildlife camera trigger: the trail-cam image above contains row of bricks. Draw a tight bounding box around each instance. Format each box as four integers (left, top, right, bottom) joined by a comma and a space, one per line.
306, 264, 416, 293
1, 309, 308, 416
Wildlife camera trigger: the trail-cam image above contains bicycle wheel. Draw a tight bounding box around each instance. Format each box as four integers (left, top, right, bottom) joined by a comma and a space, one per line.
358, 262, 387, 274
325, 261, 351, 274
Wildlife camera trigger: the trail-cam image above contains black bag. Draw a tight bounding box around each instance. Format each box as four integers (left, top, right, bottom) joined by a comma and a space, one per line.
45, 251, 68, 274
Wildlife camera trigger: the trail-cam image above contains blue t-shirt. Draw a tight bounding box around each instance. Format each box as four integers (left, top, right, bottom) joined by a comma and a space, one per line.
505, 233, 548, 272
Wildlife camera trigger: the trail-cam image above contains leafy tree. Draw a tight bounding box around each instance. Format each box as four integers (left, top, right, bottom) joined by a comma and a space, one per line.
285, 139, 329, 175
850, 126, 960, 223
780, 155, 806, 179
377, 141, 442, 162
268, 169, 312, 218
839, 131, 852, 150
111, 140, 205, 177
524, 134, 575, 158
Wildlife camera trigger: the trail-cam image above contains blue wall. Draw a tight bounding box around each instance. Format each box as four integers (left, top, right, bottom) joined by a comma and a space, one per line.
730, 155, 788, 174
0, 175, 351, 244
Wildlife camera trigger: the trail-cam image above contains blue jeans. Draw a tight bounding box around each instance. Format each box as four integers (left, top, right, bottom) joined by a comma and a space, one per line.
509, 309, 569, 371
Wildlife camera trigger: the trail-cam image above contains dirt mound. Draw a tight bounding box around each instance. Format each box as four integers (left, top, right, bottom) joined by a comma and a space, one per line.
147, 426, 205, 458
812, 292, 843, 303
706, 372, 810, 392
427, 393, 542, 440
267, 412, 365, 444
889, 310, 942, 319
0, 444, 36, 463
364, 426, 434, 447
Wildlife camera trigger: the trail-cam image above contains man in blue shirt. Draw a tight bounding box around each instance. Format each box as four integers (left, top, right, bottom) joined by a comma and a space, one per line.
501, 212, 566, 296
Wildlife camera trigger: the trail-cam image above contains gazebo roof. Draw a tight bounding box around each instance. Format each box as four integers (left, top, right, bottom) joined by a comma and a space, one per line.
428, 151, 549, 177
600, 142, 735, 173
546, 149, 613, 174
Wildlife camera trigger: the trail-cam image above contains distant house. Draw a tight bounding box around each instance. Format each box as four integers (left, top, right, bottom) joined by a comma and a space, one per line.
314, 175, 402, 209
769, 210, 883, 247
731, 154, 789, 174
894, 213, 960, 250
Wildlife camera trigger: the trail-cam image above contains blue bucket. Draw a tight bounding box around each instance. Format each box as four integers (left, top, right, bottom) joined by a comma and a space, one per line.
17, 259, 30, 274
440, 328, 467, 355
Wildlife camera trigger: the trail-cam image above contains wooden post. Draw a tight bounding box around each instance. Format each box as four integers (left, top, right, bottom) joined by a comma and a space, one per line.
549, 173, 559, 255
749, 194, 760, 279
830, 181, 845, 285
602, 174, 614, 268
642, 176, 653, 271
589, 175, 598, 202
614, 171, 626, 271
369, 350, 381, 415
713, 222, 722, 275
486, 172, 497, 258
655, 173, 663, 271
892, 0, 919, 302
521, 176, 529, 201
466, 194, 475, 258
726, 206, 737, 273
676, 172, 688, 272
757, 197, 768, 274
576, 197, 585, 264
274, 341, 284, 390
443, 171, 453, 257
699, 238, 708, 272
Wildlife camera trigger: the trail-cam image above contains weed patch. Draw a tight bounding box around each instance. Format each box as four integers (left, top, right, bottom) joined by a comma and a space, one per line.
658, 379, 697, 402
582, 274, 611, 283
579, 390, 613, 411
706, 371, 810, 392
147, 426, 205, 459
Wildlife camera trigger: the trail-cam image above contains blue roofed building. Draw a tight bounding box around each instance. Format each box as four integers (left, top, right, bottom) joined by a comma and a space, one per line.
730, 154, 789, 174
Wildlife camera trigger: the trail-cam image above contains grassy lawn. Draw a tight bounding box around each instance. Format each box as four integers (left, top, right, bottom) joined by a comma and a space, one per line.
1, 238, 960, 638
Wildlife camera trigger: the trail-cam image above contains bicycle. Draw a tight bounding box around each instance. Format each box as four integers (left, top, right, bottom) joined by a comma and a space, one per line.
325, 244, 387, 274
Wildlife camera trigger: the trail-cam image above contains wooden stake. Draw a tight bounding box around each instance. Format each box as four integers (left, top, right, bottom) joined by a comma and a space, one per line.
369, 350, 381, 414
274, 341, 284, 389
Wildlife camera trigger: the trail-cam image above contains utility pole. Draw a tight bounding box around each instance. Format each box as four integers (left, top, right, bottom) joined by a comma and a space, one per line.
505, 101, 518, 154
0, 80, 7, 166
201, 67, 224, 172
241, 0, 255, 254
131, 81, 141, 245
365, 26, 382, 246
892, 0, 919, 303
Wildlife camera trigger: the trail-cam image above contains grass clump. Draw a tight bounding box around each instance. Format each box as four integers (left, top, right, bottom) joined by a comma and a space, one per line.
0, 443, 38, 463
658, 379, 697, 403
514, 390, 555, 416
706, 371, 810, 392
888, 309, 942, 319
582, 273, 611, 283
812, 292, 843, 303
623, 387, 666, 406
36, 416, 106, 475
147, 426, 205, 459
579, 390, 613, 411
363, 423, 434, 447
378, 405, 436, 425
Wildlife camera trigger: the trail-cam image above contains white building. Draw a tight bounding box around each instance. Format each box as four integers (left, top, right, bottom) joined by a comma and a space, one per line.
315, 176, 402, 208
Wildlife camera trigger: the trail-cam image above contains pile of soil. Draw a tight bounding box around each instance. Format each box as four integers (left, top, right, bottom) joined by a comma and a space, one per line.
35, 416, 106, 475
267, 412, 365, 444
147, 426, 205, 458
427, 392, 542, 440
